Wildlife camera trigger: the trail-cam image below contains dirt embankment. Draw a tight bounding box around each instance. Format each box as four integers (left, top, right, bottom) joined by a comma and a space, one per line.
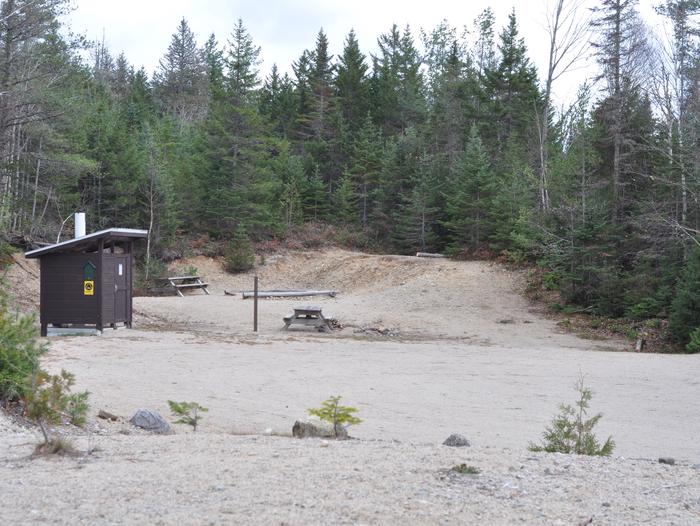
1, 252, 39, 313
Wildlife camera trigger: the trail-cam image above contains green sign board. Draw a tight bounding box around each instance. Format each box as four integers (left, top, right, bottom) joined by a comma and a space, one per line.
83, 261, 96, 280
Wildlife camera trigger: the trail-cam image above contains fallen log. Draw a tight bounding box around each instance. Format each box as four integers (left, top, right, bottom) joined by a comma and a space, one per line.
415, 252, 446, 258
240, 290, 338, 299
98, 409, 120, 421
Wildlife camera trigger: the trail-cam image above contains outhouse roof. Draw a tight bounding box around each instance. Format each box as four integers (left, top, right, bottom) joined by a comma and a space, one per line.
25, 228, 148, 259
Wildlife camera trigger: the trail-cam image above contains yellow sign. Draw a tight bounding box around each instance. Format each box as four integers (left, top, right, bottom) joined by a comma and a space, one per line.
83, 280, 94, 296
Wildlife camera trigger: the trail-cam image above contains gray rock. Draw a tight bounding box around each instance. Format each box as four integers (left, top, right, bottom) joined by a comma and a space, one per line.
442, 434, 471, 447
693, 464, 700, 470
129, 409, 171, 434
658, 457, 675, 466
292, 418, 348, 439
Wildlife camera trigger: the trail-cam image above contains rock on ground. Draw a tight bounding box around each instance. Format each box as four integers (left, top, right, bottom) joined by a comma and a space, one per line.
443, 433, 470, 447
129, 410, 171, 434
292, 418, 348, 439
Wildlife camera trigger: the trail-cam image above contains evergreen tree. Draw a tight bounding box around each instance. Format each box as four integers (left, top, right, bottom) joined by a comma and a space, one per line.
226, 18, 261, 104
292, 49, 315, 141
350, 114, 383, 228
259, 64, 297, 138
308, 29, 334, 141
203, 33, 225, 92
668, 246, 700, 350
442, 125, 494, 250
301, 165, 329, 221
372, 24, 426, 134
153, 18, 207, 122
335, 30, 369, 134
486, 10, 540, 155
333, 171, 358, 226
393, 155, 439, 253
591, 0, 646, 221
280, 154, 305, 228
472, 8, 497, 78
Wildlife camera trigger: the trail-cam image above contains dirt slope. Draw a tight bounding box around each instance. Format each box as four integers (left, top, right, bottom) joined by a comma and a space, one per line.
1, 252, 40, 313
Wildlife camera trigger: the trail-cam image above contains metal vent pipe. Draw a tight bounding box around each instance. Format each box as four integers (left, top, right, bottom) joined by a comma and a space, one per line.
74, 212, 86, 238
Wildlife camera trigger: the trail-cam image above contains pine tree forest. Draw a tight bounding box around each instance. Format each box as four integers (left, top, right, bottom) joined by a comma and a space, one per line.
2, 0, 700, 351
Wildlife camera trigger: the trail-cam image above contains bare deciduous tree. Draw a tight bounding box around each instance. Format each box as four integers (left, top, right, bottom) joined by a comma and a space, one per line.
536, 0, 590, 212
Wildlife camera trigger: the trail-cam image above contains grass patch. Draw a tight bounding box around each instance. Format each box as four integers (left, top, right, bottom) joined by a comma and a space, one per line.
451, 463, 480, 475
33, 437, 76, 457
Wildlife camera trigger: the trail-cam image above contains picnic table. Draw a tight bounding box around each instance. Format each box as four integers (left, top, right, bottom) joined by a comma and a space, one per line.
156, 275, 210, 297
283, 305, 332, 332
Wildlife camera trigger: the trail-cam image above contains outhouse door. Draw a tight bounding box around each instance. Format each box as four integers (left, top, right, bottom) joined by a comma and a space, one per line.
114, 255, 129, 322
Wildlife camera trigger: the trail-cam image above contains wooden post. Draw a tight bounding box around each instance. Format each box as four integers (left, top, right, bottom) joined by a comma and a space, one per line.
253, 275, 258, 332
97, 238, 103, 334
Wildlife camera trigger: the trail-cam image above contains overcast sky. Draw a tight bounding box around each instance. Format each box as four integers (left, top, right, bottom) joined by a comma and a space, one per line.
64, 0, 663, 105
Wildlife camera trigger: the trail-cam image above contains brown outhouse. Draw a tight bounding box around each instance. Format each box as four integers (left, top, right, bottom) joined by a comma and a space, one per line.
25, 228, 148, 336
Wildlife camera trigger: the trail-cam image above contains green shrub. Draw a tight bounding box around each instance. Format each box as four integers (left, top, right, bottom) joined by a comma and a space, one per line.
182, 264, 198, 277
25, 369, 81, 446
686, 326, 700, 354
452, 463, 480, 475
668, 247, 700, 346
0, 284, 47, 403
135, 258, 167, 292
168, 400, 208, 432
542, 271, 562, 291
224, 228, 255, 274
529, 376, 614, 456
625, 298, 661, 320
307, 395, 362, 438
0, 238, 13, 269
66, 390, 90, 427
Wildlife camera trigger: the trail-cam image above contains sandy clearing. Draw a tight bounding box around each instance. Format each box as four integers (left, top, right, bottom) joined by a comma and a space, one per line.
45, 329, 700, 460
5, 249, 700, 525
38, 250, 700, 459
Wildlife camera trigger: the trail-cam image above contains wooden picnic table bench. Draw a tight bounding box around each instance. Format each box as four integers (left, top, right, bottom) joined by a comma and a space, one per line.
155, 275, 210, 297
283, 305, 332, 332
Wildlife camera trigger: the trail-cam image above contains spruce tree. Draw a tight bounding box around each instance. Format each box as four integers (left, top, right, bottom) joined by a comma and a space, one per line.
335, 30, 369, 134
668, 246, 700, 350
302, 165, 329, 222
333, 172, 358, 227
486, 9, 540, 154
226, 19, 261, 104
350, 114, 383, 228
393, 155, 439, 253
442, 125, 493, 250
280, 155, 305, 228
292, 49, 315, 140
153, 18, 207, 122
203, 33, 224, 92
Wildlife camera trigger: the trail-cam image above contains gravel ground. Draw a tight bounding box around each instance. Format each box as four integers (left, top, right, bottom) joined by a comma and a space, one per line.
1, 419, 699, 526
